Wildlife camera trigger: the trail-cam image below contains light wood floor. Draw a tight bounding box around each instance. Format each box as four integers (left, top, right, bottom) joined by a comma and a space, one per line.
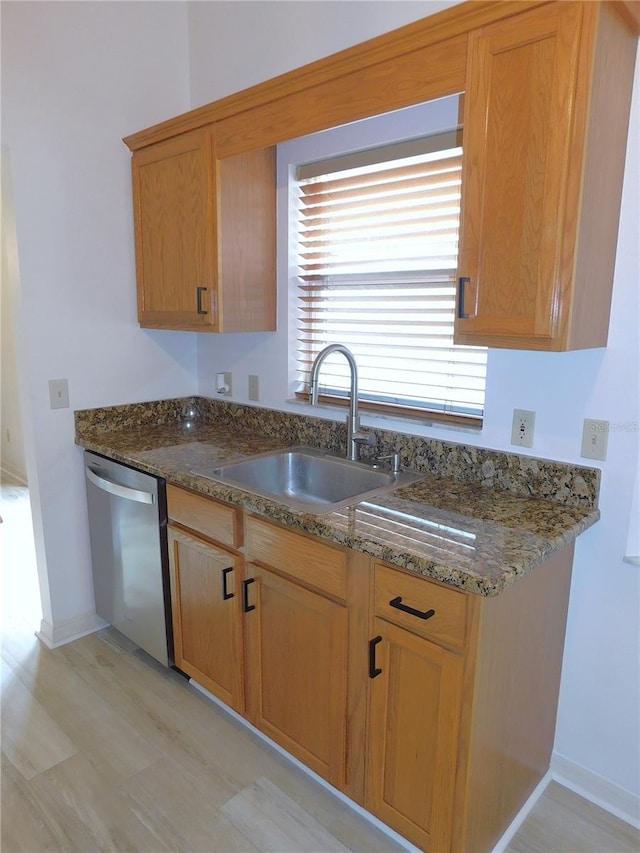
2, 482, 638, 853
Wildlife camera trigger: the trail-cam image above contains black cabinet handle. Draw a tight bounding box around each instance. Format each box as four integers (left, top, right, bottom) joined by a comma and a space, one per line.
389, 596, 435, 621
196, 286, 208, 315
222, 567, 234, 601
458, 276, 471, 319
369, 635, 382, 679
242, 578, 256, 613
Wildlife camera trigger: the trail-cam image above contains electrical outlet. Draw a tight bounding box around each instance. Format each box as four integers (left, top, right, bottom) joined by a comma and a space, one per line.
581, 419, 609, 461
248, 375, 259, 402
49, 378, 69, 409
215, 372, 232, 396
511, 409, 535, 448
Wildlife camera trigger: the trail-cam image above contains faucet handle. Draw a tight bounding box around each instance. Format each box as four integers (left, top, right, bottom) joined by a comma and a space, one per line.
352, 429, 377, 449
374, 451, 402, 474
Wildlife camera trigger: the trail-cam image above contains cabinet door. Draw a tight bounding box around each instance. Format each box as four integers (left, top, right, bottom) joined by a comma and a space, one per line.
168, 527, 243, 711
455, 3, 584, 350
244, 563, 348, 788
132, 128, 218, 330
366, 618, 464, 852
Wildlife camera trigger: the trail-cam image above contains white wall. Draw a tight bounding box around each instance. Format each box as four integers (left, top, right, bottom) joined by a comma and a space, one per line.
3, 0, 637, 818
188, 1, 640, 813
188, 0, 458, 107
1, 1, 197, 636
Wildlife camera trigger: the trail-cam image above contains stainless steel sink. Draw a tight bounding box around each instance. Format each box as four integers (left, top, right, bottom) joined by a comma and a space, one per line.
191, 446, 423, 514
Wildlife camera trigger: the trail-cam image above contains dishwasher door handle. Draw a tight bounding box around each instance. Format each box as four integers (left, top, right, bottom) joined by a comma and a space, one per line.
86, 466, 155, 504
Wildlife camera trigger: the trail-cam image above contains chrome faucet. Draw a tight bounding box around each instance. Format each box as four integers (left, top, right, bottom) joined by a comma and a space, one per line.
309, 344, 374, 461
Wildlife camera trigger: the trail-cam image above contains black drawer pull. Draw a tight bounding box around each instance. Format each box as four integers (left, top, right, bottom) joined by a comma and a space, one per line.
369, 635, 382, 679
243, 578, 256, 613
222, 567, 234, 601
196, 286, 208, 315
389, 596, 435, 621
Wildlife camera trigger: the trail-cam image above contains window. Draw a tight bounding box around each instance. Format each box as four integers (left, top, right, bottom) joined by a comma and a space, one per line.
293, 131, 487, 425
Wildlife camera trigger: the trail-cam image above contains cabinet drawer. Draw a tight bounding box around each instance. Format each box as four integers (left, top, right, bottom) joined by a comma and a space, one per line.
374, 563, 468, 650
246, 516, 347, 600
167, 485, 241, 549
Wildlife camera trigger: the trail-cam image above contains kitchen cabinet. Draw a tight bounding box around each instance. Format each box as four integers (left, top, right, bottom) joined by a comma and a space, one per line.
167, 485, 244, 711
366, 548, 574, 853
124, 1, 636, 349
366, 564, 467, 851
455, 1, 637, 350
165, 484, 575, 851
130, 127, 276, 332
243, 516, 350, 789
367, 622, 464, 851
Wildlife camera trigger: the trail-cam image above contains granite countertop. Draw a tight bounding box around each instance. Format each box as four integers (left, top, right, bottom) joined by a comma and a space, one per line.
75, 397, 601, 597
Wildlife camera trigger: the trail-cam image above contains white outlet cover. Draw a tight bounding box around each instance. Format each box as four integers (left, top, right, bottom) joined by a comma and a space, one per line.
511, 409, 535, 448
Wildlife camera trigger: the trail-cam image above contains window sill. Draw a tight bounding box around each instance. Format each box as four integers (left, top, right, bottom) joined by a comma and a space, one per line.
289, 393, 483, 433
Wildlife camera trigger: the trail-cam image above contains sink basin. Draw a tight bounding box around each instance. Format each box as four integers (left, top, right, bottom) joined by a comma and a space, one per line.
191, 446, 423, 514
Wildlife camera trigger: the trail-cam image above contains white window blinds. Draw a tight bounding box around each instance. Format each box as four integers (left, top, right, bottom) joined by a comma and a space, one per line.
295, 139, 487, 422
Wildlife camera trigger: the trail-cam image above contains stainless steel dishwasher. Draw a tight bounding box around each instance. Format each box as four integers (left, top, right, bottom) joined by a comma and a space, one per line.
84, 450, 173, 666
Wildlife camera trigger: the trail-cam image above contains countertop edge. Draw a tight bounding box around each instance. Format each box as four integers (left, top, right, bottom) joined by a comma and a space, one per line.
78, 437, 600, 598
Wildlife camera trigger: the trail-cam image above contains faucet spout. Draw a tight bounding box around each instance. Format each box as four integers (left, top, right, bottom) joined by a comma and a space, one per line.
309, 344, 366, 462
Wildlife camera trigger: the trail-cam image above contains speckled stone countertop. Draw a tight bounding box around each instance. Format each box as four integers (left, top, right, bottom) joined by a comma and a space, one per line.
75, 396, 601, 597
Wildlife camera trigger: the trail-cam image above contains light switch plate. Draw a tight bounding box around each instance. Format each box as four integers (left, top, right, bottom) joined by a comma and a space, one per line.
49, 378, 69, 409
581, 419, 609, 461
248, 375, 259, 402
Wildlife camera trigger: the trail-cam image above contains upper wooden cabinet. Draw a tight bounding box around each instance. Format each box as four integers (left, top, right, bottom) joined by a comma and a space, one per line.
124, 0, 637, 345
455, 1, 637, 350
131, 126, 276, 332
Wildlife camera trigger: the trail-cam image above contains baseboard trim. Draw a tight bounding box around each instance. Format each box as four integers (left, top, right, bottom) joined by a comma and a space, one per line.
187, 677, 640, 845
0, 463, 28, 485
189, 678, 421, 852
490, 770, 552, 853
36, 612, 109, 648
551, 753, 640, 829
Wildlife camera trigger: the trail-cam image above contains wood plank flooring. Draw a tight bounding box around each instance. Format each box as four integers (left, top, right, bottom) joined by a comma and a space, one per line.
2, 481, 639, 852
505, 782, 639, 853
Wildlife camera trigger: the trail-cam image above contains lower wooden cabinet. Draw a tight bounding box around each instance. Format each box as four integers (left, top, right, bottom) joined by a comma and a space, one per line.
168, 526, 244, 712
366, 618, 464, 852
167, 486, 575, 853
243, 562, 348, 788
365, 551, 573, 853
